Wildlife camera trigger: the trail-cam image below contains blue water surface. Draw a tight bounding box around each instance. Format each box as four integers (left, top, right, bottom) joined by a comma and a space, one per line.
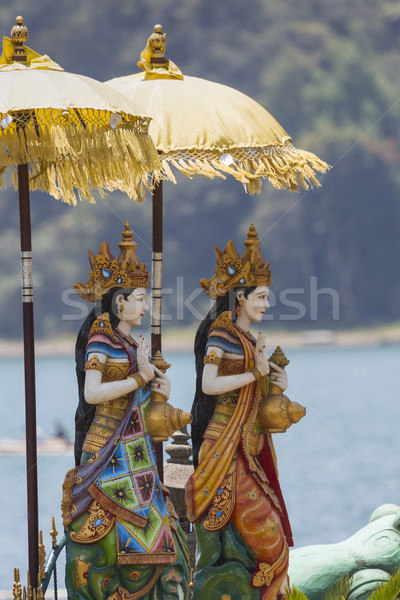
0, 345, 399, 592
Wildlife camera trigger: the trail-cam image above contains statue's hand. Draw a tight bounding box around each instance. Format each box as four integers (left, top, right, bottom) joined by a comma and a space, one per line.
151, 366, 171, 400
137, 336, 155, 383
255, 332, 270, 376
268, 362, 288, 392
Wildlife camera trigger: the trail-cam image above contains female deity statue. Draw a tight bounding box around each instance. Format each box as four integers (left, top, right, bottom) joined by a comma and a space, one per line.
186, 225, 304, 600
61, 222, 190, 600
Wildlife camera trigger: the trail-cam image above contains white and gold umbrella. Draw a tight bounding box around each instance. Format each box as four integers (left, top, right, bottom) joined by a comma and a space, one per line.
0, 17, 161, 586
0, 27, 161, 204
106, 25, 328, 195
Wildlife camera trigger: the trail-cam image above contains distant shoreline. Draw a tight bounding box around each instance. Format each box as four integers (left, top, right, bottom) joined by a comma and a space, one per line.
1, 322, 400, 357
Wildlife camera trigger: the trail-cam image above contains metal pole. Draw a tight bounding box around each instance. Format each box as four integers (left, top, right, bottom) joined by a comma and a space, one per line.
151, 180, 164, 481
18, 162, 39, 582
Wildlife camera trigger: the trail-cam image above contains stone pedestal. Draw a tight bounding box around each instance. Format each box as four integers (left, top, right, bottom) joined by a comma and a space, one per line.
163, 428, 196, 567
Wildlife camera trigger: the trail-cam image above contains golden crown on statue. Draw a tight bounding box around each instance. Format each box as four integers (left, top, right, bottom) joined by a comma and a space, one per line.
200, 224, 271, 299
74, 221, 150, 303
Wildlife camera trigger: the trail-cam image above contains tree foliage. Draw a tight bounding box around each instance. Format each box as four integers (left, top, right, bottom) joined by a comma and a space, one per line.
1, 0, 400, 337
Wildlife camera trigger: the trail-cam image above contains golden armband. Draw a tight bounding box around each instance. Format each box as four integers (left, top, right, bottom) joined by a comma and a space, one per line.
204, 350, 222, 367
128, 372, 146, 389
84, 356, 105, 374
249, 365, 262, 384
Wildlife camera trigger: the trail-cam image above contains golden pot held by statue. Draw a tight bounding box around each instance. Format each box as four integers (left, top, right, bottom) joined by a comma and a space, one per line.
146, 350, 192, 441
146, 391, 193, 442
257, 393, 306, 433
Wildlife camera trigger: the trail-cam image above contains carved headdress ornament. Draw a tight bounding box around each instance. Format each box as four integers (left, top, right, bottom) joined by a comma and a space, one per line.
74, 221, 150, 302
200, 224, 271, 299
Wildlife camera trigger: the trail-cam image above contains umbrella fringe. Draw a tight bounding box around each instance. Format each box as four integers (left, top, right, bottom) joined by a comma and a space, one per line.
1, 121, 162, 203
187, 158, 225, 180
161, 159, 177, 185
159, 141, 329, 194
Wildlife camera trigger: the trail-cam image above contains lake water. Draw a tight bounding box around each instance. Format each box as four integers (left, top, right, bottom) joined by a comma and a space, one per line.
0, 345, 399, 593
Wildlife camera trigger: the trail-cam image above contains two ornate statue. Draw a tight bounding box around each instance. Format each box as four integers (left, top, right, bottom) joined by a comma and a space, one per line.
60, 222, 304, 600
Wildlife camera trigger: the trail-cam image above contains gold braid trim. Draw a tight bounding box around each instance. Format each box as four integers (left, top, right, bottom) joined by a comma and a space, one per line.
87, 313, 121, 346
118, 552, 176, 565
209, 311, 237, 337
203, 459, 236, 531
88, 484, 147, 527
174, 525, 191, 569
107, 567, 164, 600
84, 355, 105, 374
250, 365, 262, 384
61, 467, 78, 527
204, 350, 222, 367
234, 328, 281, 508
128, 372, 146, 388
251, 543, 288, 587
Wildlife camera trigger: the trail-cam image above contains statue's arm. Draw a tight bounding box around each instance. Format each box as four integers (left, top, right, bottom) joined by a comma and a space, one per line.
84, 352, 142, 404
84, 337, 155, 405
202, 346, 256, 395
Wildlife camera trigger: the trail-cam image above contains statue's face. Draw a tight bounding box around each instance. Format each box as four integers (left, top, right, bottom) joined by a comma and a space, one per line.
118, 288, 148, 326
239, 285, 270, 323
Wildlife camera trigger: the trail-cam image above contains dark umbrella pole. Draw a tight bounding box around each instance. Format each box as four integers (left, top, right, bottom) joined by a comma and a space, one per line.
151, 180, 164, 481
18, 163, 39, 582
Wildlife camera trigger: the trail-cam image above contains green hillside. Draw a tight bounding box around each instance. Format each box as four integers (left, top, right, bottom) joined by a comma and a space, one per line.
1, 0, 399, 338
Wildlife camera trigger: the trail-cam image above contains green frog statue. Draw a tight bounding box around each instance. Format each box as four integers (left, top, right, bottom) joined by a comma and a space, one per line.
61, 222, 191, 600
289, 503, 400, 600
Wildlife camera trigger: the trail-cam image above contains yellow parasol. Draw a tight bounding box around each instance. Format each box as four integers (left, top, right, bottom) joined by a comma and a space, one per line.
106, 25, 328, 195
106, 24, 329, 480
0, 25, 161, 204
0, 17, 161, 586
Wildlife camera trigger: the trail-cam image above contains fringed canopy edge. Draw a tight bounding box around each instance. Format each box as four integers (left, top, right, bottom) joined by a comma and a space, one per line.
159, 138, 329, 195
0, 116, 162, 204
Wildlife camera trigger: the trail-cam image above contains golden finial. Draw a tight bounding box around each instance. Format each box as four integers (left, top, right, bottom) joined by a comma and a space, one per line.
12, 568, 22, 600
244, 224, 259, 249
50, 516, 58, 549
118, 220, 139, 266
26, 572, 33, 600
151, 350, 171, 373
138, 23, 183, 79
268, 346, 290, 369
11, 16, 28, 63
36, 573, 44, 600
148, 24, 167, 66
38, 531, 46, 580
23, 587, 26, 600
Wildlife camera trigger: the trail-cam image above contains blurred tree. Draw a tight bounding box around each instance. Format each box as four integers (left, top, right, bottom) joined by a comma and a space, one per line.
1, 0, 400, 337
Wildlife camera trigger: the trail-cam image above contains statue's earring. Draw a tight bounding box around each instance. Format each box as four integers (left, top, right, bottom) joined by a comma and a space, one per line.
236, 299, 243, 316
119, 305, 124, 317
